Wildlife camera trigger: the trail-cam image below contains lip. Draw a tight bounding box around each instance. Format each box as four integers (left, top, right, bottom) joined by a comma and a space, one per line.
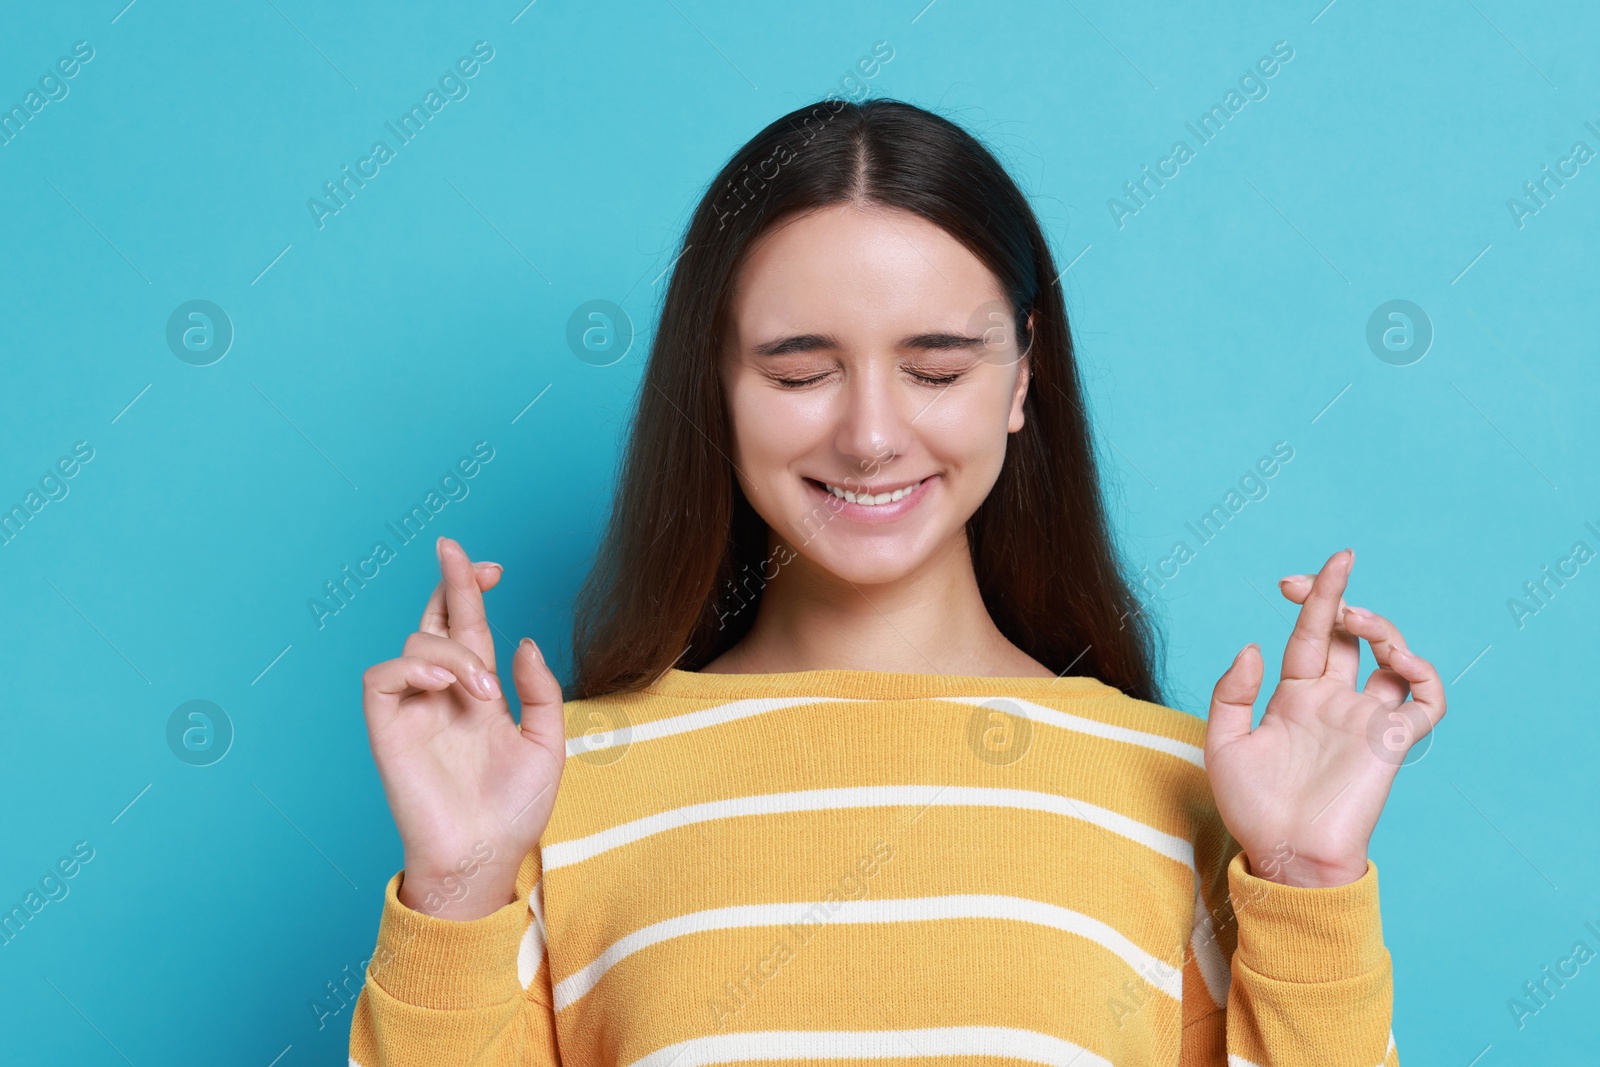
819, 476, 926, 496
804, 474, 937, 525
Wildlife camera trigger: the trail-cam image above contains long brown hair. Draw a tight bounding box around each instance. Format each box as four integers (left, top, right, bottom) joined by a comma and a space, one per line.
566, 97, 1165, 705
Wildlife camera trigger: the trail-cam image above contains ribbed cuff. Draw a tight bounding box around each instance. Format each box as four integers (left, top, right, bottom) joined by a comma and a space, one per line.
365, 869, 529, 1010
1228, 851, 1388, 984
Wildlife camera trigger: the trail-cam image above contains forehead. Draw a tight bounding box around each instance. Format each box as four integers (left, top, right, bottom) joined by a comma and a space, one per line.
725, 203, 1005, 342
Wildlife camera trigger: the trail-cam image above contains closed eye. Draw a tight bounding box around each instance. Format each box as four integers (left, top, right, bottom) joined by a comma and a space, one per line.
774, 374, 830, 389
769, 367, 966, 388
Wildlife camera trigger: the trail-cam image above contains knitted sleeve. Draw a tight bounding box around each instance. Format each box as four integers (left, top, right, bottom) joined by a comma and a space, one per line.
348, 846, 560, 1066
1179, 820, 1399, 1066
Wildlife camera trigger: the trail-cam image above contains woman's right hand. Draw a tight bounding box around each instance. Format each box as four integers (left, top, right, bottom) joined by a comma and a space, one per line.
361, 536, 566, 921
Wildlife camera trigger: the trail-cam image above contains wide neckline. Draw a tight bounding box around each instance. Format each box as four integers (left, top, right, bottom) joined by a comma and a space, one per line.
642, 666, 1115, 701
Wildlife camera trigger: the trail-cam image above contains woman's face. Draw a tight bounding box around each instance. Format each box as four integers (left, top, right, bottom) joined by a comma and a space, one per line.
720, 202, 1032, 587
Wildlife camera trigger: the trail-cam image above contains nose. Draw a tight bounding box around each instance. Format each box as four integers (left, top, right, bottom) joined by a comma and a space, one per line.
832, 360, 908, 479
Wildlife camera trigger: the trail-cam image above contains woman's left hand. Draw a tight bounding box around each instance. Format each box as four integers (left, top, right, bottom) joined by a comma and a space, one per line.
1204, 547, 1447, 888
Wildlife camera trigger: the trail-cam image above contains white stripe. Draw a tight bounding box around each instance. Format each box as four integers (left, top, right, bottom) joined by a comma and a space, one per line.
554, 893, 1182, 1011
626, 1026, 1112, 1067
541, 785, 1193, 871
567, 696, 861, 757
1190, 876, 1230, 1008
563, 691, 1201, 769
517, 880, 547, 989
938, 696, 1205, 769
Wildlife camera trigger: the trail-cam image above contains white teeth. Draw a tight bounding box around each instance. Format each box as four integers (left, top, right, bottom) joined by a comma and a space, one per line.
821, 477, 925, 506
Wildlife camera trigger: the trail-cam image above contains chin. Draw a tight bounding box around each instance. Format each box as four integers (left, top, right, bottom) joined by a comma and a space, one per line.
810, 548, 928, 587
787, 510, 953, 587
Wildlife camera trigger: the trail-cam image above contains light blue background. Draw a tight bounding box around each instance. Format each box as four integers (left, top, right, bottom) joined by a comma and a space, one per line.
2, 1, 1596, 1064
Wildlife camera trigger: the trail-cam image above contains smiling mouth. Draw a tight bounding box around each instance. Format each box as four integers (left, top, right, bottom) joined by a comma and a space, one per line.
808, 476, 929, 507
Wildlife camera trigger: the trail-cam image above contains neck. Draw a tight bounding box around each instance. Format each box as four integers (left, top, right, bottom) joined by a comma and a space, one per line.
705, 529, 1048, 677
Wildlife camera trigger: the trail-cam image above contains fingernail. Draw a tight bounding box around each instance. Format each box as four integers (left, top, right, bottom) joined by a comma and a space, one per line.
428, 666, 456, 685
1279, 574, 1310, 585
480, 671, 501, 698
1345, 606, 1372, 621
480, 561, 503, 572
1345, 547, 1355, 565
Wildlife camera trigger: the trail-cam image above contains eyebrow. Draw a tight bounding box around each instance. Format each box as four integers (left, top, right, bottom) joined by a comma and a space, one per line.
751, 331, 988, 356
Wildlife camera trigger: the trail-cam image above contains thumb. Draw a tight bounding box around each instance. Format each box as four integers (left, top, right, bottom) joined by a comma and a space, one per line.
1207, 643, 1263, 752
512, 638, 566, 755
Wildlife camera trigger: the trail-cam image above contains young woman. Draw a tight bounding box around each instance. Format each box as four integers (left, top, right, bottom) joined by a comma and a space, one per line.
350, 98, 1442, 1066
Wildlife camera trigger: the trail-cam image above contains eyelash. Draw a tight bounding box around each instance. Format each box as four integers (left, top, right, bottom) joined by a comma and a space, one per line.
773, 371, 962, 389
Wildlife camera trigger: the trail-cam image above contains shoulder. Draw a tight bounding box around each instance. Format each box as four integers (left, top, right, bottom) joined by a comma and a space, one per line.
1098, 689, 1210, 754
1033, 683, 1226, 836
999, 679, 1211, 768
559, 681, 688, 727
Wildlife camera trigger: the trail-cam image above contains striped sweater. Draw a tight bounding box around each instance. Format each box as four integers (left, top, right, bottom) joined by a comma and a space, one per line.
350, 668, 1400, 1066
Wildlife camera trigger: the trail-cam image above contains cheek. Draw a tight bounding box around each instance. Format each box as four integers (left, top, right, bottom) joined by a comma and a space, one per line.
725, 382, 827, 487
919, 385, 1012, 474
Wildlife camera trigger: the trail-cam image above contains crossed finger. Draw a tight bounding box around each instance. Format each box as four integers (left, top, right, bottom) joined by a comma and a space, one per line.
1284, 568, 1405, 704
1278, 573, 1359, 687
1280, 573, 1447, 721
1281, 548, 1353, 682
419, 559, 503, 636
434, 537, 498, 674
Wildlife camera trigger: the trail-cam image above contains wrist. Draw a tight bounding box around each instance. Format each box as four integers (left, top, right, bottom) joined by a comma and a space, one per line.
398, 837, 519, 920
398, 866, 518, 921
1245, 847, 1366, 889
